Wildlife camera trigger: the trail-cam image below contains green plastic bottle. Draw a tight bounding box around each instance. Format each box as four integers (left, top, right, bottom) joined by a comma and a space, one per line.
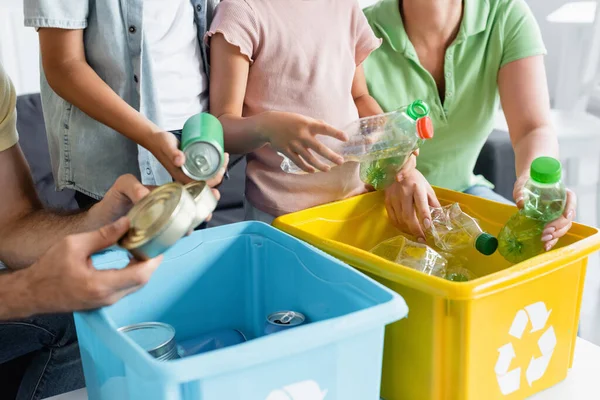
498, 157, 567, 263
359, 100, 434, 190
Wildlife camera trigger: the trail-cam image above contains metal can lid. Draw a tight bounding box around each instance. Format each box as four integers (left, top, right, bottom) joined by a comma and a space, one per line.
182, 142, 222, 181
184, 180, 210, 201
119, 183, 187, 250
267, 311, 306, 327
118, 322, 177, 359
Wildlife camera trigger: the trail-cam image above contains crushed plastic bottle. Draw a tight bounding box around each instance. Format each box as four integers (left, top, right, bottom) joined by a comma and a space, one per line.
498, 157, 567, 263
370, 235, 447, 277
445, 266, 477, 282
280, 100, 434, 177
427, 203, 498, 256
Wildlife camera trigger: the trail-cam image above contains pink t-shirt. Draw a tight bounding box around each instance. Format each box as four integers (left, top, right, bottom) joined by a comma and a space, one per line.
208, 0, 381, 217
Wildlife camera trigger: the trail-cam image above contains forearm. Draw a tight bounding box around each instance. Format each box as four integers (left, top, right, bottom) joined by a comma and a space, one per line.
218, 112, 270, 154
0, 270, 37, 319
355, 94, 383, 118
0, 209, 88, 270
512, 125, 559, 177
44, 59, 159, 149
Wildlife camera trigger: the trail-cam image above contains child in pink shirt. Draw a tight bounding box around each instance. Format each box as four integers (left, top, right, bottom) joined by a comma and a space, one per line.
207, 0, 384, 223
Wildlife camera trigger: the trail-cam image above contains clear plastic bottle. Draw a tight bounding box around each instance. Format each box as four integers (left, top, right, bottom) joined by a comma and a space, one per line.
280, 100, 434, 175
370, 235, 447, 277
427, 203, 498, 256
498, 157, 567, 263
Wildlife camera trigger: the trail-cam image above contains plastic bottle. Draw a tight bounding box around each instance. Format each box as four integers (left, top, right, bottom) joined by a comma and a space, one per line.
427, 203, 498, 256
370, 235, 447, 277
280, 100, 434, 176
498, 157, 567, 263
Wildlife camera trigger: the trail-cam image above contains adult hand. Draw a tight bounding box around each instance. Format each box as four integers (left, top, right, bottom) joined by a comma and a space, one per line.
261, 111, 348, 173
22, 217, 162, 315
384, 169, 440, 241
513, 176, 577, 251
85, 174, 151, 230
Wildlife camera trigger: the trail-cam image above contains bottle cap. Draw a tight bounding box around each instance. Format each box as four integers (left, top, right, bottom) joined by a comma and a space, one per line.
475, 233, 498, 256
407, 100, 430, 120
530, 157, 562, 184
417, 116, 434, 139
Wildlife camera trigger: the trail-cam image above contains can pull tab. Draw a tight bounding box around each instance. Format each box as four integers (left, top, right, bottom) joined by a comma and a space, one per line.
278, 311, 296, 325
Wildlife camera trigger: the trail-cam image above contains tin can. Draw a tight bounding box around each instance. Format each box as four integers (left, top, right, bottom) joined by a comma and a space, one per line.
177, 329, 247, 358
119, 183, 197, 260
118, 322, 179, 361
264, 311, 306, 335
181, 113, 225, 181
184, 181, 218, 229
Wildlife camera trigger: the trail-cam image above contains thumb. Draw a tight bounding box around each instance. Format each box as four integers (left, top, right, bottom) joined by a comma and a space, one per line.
171, 148, 185, 168
78, 217, 131, 254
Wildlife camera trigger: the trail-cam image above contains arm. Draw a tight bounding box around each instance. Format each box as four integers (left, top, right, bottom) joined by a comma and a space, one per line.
499, 55, 576, 249
209, 33, 347, 173
0, 144, 151, 269
38, 28, 189, 182
352, 65, 383, 118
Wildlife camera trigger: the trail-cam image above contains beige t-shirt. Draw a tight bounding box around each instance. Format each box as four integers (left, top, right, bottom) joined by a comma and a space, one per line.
208, 0, 381, 217
0, 64, 18, 152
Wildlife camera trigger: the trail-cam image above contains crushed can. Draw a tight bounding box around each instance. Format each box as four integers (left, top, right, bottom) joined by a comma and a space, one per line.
264, 311, 306, 335
119, 183, 197, 260
181, 113, 225, 181
177, 329, 247, 358
118, 322, 179, 361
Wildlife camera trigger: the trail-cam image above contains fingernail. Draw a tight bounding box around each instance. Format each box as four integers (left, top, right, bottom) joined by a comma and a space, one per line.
545, 244, 552, 252
417, 237, 426, 244
423, 218, 431, 229
516, 197, 524, 204
543, 227, 556, 236
541, 234, 553, 242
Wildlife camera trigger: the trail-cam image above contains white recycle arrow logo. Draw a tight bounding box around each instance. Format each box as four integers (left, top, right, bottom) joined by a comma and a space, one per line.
495, 301, 556, 396
266, 380, 328, 400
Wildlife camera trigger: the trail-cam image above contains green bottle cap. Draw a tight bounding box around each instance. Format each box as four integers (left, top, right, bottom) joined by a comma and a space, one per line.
406, 100, 430, 120
530, 157, 562, 184
475, 233, 498, 256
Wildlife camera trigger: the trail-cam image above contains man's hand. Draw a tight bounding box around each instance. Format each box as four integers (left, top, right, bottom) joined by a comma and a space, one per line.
85, 174, 151, 231
19, 217, 161, 316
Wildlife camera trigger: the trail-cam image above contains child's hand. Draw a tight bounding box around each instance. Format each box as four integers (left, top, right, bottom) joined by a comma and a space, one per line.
260, 111, 348, 173
147, 131, 192, 184
384, 169, 440, 242
207, 153, 230, 188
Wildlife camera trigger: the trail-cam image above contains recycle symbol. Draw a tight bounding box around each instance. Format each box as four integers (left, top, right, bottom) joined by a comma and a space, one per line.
495, 301, 557, 396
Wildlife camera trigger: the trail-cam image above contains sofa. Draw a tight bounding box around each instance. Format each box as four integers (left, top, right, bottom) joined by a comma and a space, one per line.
15, 93, 517, 224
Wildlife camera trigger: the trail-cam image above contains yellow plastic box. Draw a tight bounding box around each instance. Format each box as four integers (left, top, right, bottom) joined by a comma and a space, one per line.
273, 188, 600, 400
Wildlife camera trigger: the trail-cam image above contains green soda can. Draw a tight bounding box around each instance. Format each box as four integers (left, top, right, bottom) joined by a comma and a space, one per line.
181, 113, 225, 181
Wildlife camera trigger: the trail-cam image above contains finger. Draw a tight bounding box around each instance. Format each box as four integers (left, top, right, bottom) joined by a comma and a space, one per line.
77, 217, 131, 254
513, 178, 527, 209
543, 220, 572, 242
385, 192, 400, 228
413, 185, 432, 232
111, 174, 151, 204
207, 164, 227, 187
401, 190, 425, 240
211, 188, 221, 202
313, 121, 348, 142
288, 151, 316, 173
563, 189, 577, 221
427, 186, 441, 208
412, 149, 420, 157
295, 145, 331, 172
396, 156, 417, 183
304, 140, 344, 166
97, 255, 163, 292
545, 238, 559, 252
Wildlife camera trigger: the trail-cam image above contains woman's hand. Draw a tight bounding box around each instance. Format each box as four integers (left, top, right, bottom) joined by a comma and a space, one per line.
384, 168, 440, 241
259, 111, 348, 173
513, 176, 577, 251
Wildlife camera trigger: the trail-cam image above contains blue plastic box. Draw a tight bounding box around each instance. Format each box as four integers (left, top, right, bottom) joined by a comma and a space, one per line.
74, 222, 407, 400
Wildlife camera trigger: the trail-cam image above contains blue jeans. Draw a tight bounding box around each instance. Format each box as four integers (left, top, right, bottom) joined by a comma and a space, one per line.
463, 185, 514, 205
0, 313, 84, 399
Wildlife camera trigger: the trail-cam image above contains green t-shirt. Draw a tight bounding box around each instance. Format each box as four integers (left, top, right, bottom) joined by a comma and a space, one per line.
363, 0, 546, 192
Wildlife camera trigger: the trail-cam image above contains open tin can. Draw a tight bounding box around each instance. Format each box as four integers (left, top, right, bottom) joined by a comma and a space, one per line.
119, 183, 197, 260
184, 181, 219, 229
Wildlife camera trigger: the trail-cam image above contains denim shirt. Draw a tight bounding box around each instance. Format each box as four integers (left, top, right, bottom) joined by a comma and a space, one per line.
24, 0, 218, 198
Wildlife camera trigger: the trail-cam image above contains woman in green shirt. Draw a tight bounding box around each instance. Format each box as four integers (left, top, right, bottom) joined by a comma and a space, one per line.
363, 0, 576, 250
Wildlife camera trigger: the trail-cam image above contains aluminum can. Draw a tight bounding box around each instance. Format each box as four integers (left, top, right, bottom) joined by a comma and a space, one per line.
118, 322, 179, 361
264, 311, 306, 335
177, 329, 247, 357
181, 113, 225, 181
184, 181, 218, 229
119, 183, 197, 260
